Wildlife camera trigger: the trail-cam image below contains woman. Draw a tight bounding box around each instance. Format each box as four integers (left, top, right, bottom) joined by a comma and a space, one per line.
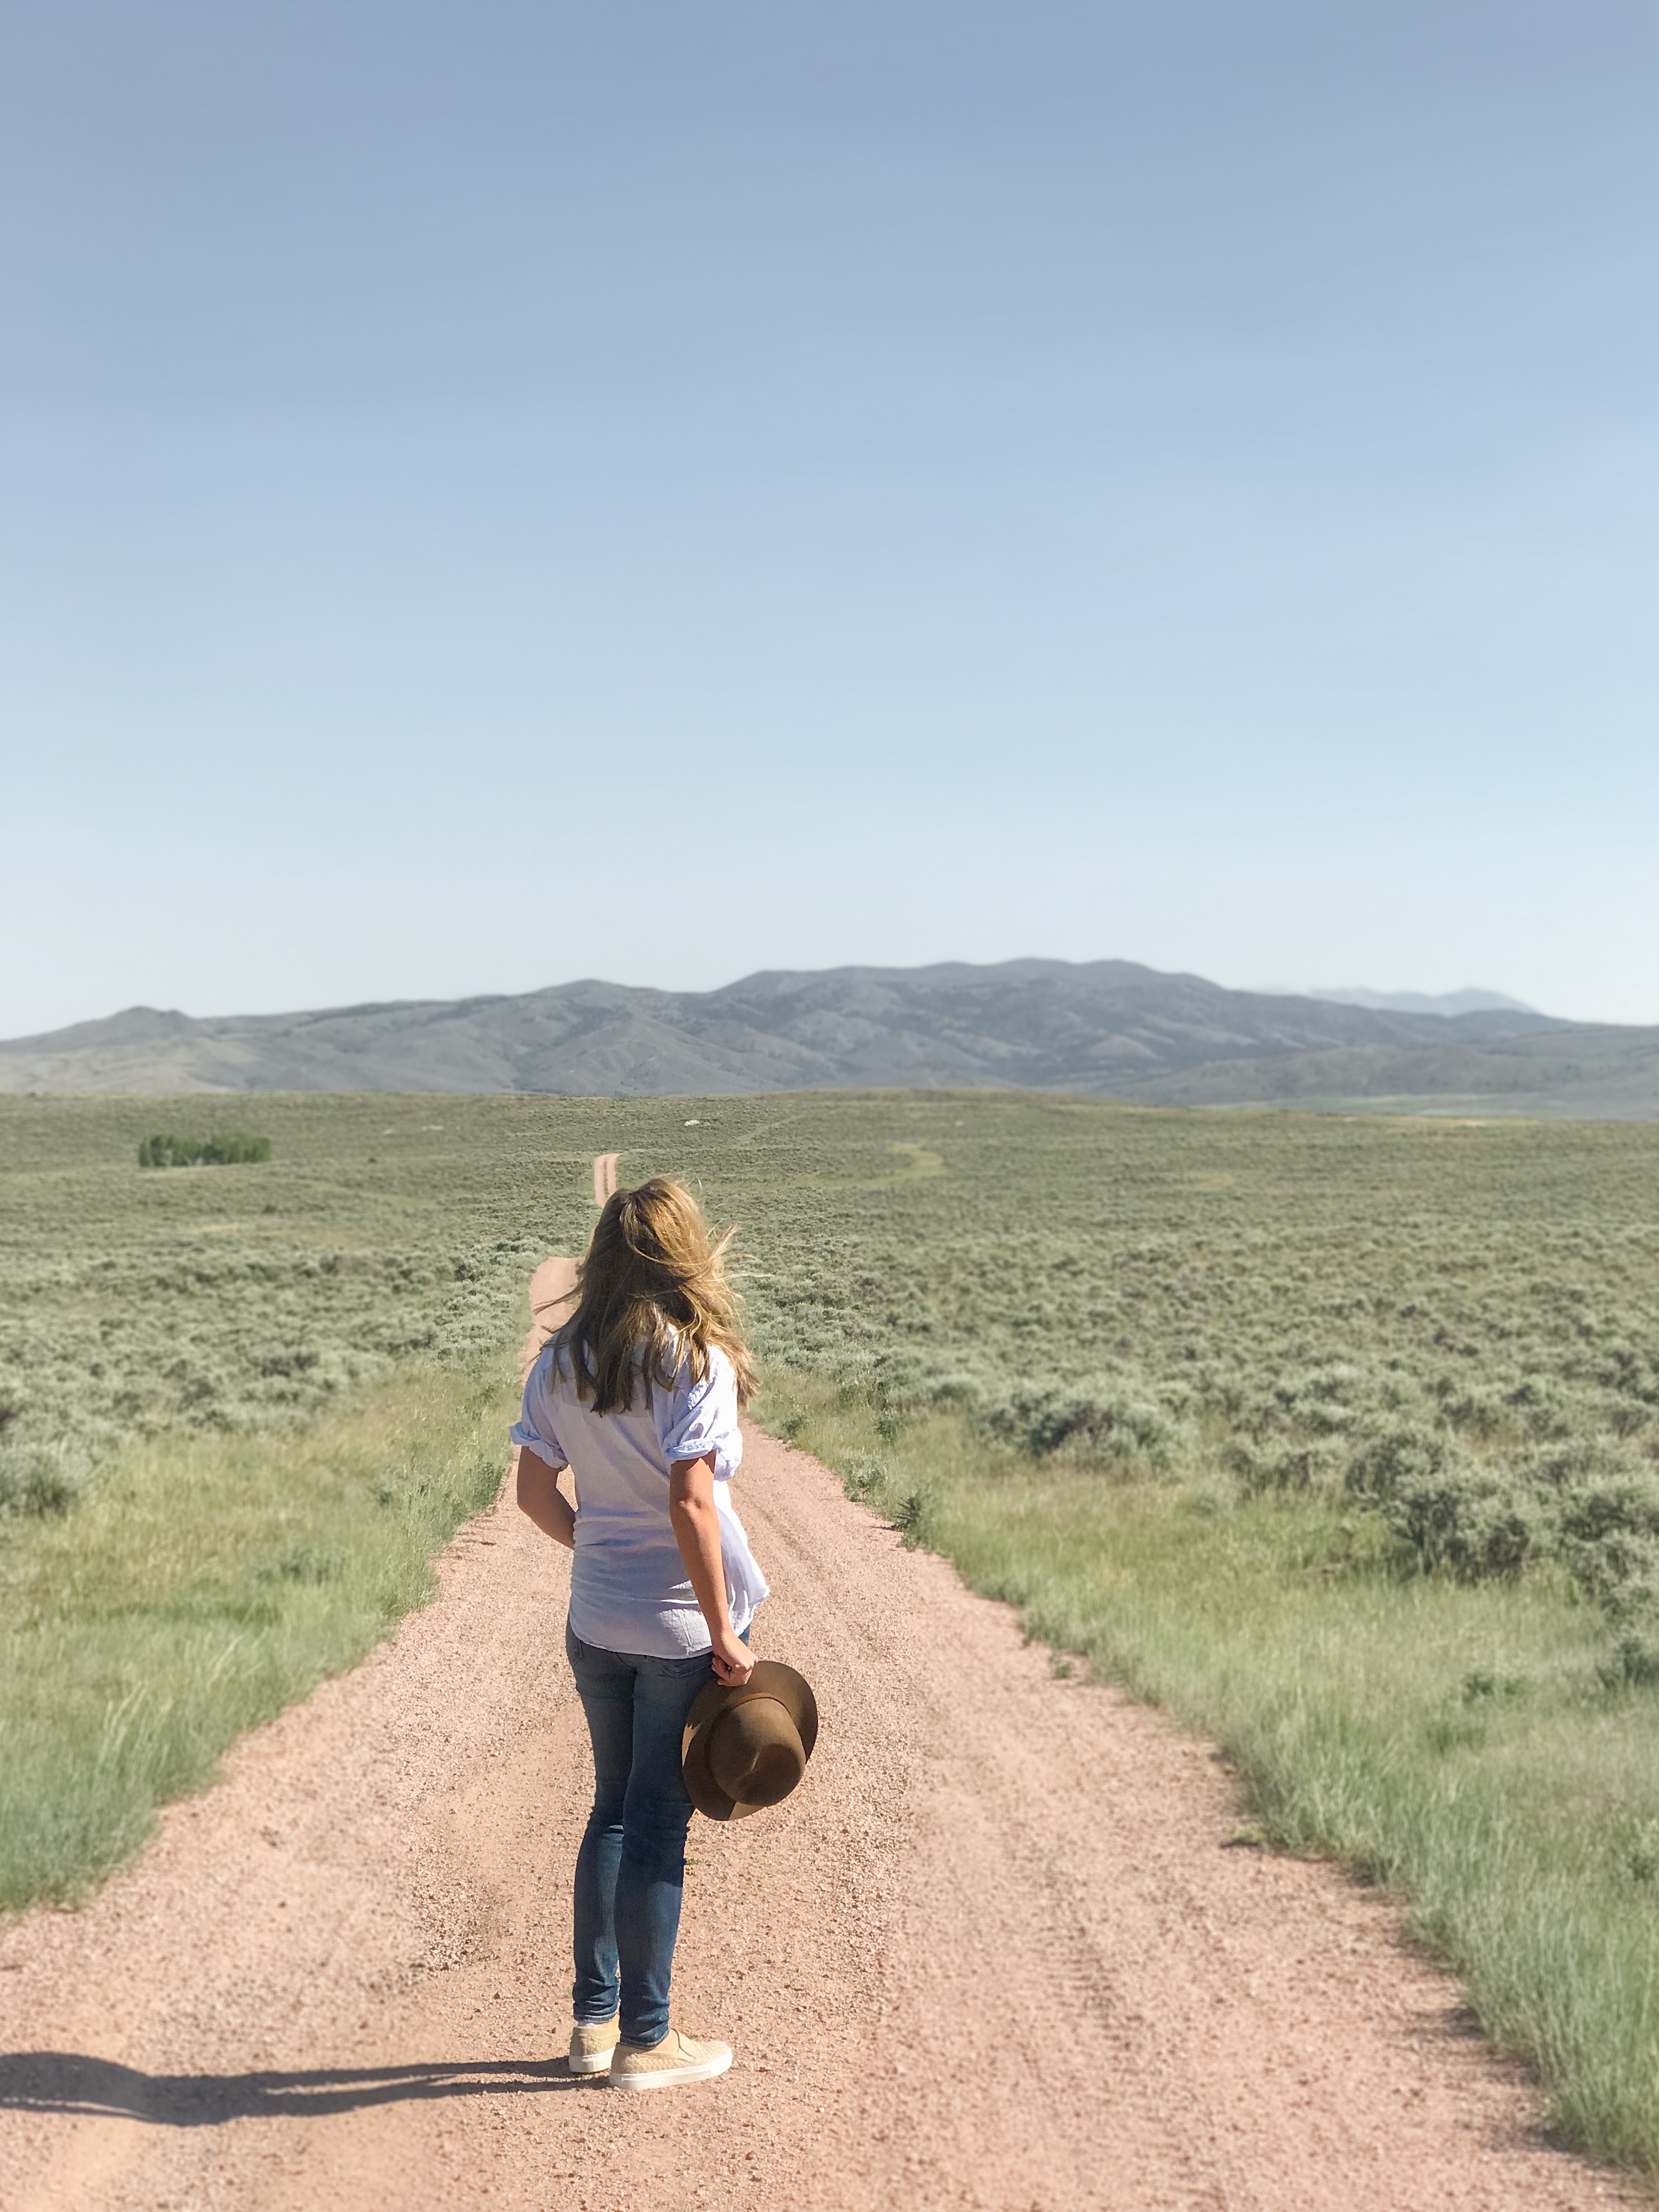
511, 1176, 767, 2092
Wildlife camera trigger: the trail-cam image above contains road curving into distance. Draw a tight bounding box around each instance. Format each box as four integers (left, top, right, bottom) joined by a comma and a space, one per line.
0, 1161, 1639, 2211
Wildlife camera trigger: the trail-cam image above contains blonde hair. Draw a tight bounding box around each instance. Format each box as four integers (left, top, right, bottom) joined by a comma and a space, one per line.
554, 1177, 758, 1416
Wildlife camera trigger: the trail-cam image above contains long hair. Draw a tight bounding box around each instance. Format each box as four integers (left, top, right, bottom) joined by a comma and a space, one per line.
552, 1177, 758, 1416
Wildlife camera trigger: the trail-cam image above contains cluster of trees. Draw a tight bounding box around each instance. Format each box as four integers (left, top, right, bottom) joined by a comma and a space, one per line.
137, 1131, 272, 1168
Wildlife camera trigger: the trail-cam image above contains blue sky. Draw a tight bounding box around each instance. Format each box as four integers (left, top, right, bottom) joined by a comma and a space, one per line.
3, 0, 1656, 1033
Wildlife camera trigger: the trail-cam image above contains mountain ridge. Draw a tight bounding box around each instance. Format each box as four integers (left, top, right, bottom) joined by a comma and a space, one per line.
6, 958, 1652, 1116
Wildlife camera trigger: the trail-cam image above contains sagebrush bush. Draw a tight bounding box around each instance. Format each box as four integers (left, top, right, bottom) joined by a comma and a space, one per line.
0, 1441, 87, 1517
1555, 1469, 1659, 1620
982, 1376, 1178, 1468
1346, 1427, 1538, 1580
1225, 1435, 1347, 1494
138, 1131, 273, 1168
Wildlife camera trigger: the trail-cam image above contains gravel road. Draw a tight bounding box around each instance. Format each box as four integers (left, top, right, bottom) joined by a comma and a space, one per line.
0, 1316, 1640, 2208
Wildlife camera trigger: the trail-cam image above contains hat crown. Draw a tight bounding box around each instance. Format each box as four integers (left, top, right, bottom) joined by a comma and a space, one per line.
707, 1696, 804, 1809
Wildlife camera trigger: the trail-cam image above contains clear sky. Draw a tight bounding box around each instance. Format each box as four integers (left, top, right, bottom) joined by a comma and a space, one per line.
3, 0, 1656, 1035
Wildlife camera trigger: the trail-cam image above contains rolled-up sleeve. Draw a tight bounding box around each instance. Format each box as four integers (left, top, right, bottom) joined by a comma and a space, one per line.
656, 1347, 743, 1481
510, 1350, 569, 1469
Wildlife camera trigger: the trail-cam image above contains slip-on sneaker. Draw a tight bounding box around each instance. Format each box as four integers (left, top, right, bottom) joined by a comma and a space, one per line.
567, 2017, 621, 2075
608, 2028, 733, 2092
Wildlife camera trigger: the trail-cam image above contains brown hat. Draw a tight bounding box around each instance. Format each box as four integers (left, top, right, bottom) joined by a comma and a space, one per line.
681, 1661, 819, 1822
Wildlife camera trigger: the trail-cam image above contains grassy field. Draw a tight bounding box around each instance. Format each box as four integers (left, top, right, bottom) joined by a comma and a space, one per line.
4, 1090, 1659, 2168
0, 1092, 616, 1908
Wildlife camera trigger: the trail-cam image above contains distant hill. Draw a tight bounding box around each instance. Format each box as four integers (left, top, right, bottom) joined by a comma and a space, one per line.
1308, 986, 1539, 1017
6, 957, 1654, 1116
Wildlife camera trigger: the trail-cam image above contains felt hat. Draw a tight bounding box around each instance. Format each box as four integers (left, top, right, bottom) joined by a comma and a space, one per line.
682, 1661, 819, 1822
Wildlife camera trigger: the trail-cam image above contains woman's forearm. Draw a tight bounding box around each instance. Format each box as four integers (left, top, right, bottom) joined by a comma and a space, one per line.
669, 1453, 753, 1686
669, 1493, 731, 1633
669, 1452, 736, 1638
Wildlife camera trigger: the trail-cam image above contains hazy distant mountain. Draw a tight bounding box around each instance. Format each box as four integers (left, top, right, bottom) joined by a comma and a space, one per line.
1309, 986, 1539, 1017
6, 956, 1649, 1115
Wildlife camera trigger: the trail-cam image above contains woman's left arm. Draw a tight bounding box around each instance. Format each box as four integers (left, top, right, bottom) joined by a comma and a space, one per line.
669, 1453, 755, 1686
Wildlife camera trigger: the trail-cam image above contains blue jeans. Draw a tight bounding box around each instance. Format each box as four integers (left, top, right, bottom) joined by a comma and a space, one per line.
565, 1623, 725, 2048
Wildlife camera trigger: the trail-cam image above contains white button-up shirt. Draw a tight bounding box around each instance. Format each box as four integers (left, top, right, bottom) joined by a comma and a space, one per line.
511, 1338, 770, 1658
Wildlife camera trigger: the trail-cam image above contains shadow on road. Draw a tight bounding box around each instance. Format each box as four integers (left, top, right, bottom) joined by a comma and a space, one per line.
0, 2050, 588, 2125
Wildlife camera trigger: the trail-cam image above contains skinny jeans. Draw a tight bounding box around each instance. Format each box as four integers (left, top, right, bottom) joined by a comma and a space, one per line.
566, 1622, 739, 2048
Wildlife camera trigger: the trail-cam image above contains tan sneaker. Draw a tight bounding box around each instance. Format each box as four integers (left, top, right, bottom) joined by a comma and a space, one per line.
608, 2028, 733, 2092
567, 2016, 621, 2075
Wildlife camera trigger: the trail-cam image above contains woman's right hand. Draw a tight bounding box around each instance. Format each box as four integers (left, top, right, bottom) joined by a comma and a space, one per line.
709, 1624, 754, 1687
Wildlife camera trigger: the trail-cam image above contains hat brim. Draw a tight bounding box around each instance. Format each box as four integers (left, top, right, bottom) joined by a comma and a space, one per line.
681, 1660, 819, 1822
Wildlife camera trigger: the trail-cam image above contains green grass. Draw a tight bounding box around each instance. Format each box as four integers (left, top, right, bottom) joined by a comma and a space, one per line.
761, 1374, 1659, 2172
0, 1358, 515, 1910
6, 1088, 1659, 2169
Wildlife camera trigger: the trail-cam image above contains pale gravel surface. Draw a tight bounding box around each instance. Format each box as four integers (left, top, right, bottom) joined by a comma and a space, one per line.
522, 1256, 578, 1378
0, 1277, 1643, 2208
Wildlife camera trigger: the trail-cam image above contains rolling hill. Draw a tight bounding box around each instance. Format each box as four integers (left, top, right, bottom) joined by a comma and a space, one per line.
2, 959, 1654, 1115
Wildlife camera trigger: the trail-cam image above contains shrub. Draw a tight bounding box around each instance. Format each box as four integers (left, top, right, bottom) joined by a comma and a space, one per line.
138, 1132, 272, 1169
1267, 1365, 1370, 1436
1502, 1376, 1578, 1441
1440, 1386, 1510, 1437
1598, 1633, 1659, 1690
866, 1347, 939, 1411
1555, 1469, 1659, 1623
982, 1377, 1177, 1469
1346, 1427, 1537, 1581
1224, 1436, 1346, 1495
842, 1452, 887, 1498
890, 1485, 935, 1545
0, 1443, 87, 1517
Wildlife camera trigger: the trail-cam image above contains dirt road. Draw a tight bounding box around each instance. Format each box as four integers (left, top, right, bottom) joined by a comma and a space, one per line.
0, 1315, 1639, 2206
521, 1255, 578, 1378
